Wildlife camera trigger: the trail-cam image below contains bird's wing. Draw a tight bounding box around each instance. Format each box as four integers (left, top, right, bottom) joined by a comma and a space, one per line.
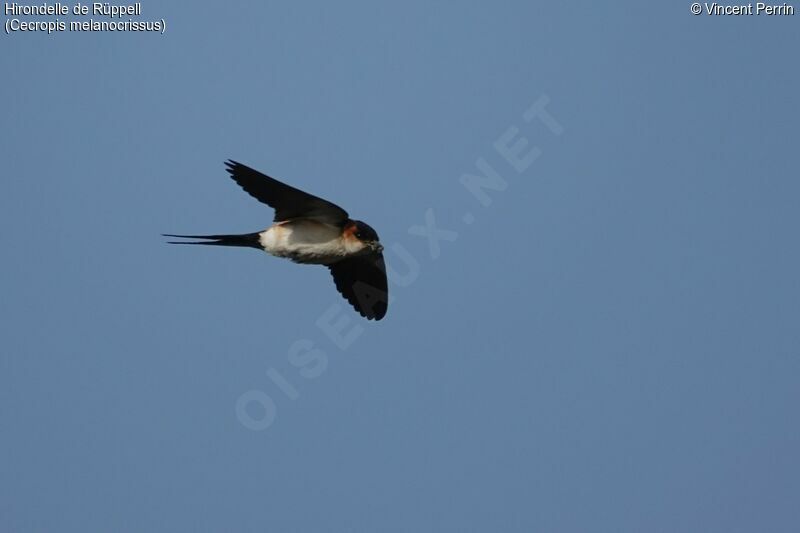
225, 160, 349, 225
328, 253, 388, 320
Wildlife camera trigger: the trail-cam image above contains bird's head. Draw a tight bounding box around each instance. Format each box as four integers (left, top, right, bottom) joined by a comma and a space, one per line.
345, 220, 383, 254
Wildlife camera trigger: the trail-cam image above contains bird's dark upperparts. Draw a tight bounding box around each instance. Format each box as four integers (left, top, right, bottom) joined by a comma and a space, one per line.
164, 160, 388, 321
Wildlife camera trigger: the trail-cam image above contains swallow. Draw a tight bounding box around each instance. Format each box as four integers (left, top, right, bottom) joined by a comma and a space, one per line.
165, 160, 388, 320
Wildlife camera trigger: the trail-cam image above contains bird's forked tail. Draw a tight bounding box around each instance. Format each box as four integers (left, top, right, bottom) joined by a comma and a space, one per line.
163, 232, 262, 249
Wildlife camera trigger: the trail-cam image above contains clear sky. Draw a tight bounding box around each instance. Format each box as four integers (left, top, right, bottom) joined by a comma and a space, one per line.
2, 2, 799, 532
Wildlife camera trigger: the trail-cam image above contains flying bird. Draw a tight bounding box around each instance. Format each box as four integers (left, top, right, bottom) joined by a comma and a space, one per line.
165, 160, 388, 320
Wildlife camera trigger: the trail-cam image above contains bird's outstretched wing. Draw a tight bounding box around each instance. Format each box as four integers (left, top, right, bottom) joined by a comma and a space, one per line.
225, 160, 349, 225
328, 254, 388, 320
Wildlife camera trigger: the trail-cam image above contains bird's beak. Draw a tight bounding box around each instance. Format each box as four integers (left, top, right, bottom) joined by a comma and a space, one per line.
373, 242, 384, 253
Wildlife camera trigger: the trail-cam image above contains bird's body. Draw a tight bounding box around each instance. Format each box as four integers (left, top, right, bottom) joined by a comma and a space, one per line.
165, 160, 388, 320
259, 219, 368, 265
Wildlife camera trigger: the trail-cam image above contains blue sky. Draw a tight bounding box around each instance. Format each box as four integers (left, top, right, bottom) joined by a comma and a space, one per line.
2, 2, 799, 532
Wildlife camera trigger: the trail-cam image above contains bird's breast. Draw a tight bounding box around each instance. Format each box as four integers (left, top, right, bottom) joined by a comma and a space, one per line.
259, 220, 349, 264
